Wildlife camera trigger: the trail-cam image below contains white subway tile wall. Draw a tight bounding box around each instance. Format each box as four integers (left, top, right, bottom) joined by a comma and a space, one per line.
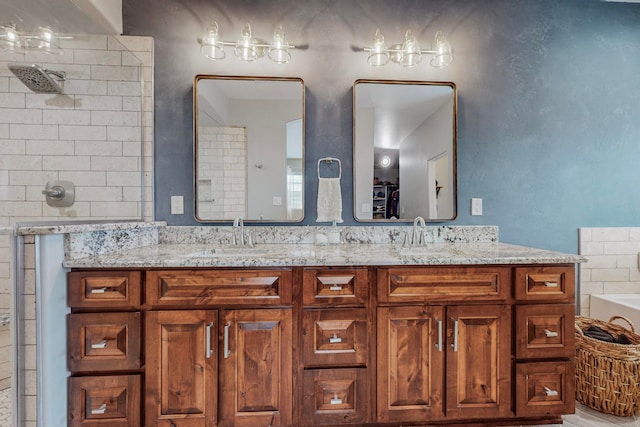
0, 34, 154, 425
578, 227, 640, 316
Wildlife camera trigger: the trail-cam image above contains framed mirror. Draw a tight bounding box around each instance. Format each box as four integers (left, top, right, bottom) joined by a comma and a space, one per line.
353, 79, 457, 222
194, 75, 305, 222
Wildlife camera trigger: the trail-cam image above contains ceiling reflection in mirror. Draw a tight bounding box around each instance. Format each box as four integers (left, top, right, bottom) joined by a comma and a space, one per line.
194, 75, 304, 222
353, 80, 457, 222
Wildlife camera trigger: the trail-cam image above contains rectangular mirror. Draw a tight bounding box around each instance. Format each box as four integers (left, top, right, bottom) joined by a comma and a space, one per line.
194, 75, 305, 222
353, 80, 457, 222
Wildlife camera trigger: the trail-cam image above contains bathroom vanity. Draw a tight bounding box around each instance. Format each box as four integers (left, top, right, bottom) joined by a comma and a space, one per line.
61, 232, 581, 427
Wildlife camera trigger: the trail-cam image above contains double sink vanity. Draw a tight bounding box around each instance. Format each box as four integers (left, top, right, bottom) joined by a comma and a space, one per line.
47, 223, 584, 427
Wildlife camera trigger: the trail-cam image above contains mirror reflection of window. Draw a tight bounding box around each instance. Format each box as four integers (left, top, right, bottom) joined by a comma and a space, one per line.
286, 119, 303, 220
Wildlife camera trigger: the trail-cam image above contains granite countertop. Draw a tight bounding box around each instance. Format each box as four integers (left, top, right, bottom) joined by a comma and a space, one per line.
63, 241, 585, 268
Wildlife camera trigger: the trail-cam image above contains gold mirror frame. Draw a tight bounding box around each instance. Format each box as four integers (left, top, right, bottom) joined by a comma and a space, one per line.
193, 75, 305, 222
353, 79, 457, 222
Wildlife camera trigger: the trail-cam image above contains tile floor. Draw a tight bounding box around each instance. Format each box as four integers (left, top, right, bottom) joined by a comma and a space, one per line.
0, 389, 636, 427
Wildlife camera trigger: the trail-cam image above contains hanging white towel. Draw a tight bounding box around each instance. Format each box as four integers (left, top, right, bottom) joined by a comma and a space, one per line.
317, 177, 343, 223
316, 157, 343, 223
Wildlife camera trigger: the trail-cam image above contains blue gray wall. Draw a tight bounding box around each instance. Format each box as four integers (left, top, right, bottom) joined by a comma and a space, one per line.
123, 0, 640, 253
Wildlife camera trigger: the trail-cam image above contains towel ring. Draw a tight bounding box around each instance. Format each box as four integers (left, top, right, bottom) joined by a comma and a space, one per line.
318, 157, 341, 179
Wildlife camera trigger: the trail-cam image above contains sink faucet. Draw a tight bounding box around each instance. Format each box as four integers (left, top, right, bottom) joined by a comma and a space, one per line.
232, 217, 254, 247
232, 217, 245, 246
411, 216, 426, 246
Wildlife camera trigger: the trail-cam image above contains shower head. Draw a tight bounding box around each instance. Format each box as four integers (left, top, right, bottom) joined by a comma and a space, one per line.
8, 63, 65, 94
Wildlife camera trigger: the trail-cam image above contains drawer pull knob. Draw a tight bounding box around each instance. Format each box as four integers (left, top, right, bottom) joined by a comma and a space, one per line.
544, 386, 559, 397
91, 403, 107, 415
330, 393, 343, 405
451, 318, 459, 352
91, 340, 107, 349
544, 329, 559, 338
329, 285, 343, 291
544, 281, 559, 288
90, 287, 108, 294
329, 333, 342, 343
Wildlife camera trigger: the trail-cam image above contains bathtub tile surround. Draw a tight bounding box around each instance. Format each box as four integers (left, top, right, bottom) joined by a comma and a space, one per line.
579, 227, 640, 317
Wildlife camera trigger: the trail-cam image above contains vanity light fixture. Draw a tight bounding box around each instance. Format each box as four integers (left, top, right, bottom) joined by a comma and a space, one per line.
0, 25, 67, 55
364, 29, 453, 68
200, 21, 295, 63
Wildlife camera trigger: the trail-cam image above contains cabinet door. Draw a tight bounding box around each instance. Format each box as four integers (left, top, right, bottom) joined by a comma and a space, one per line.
446, 305, 512, 419
376, 306, 444, 423
145, 310, 217, 427
219, 309, 292, 427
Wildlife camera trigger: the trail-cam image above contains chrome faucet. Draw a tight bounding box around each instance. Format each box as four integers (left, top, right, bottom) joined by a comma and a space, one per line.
232, 217, 245, 246
411, 216, 426, 246
232, 217, 254, 247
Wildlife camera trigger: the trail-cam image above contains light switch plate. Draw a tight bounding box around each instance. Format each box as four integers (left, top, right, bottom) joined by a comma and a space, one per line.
471, 198, 483, 216
171, 196, 184, 215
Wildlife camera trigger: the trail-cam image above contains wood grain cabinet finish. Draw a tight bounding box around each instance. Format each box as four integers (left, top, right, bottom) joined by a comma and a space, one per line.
219, 309, 292, 427
514, 266, 575, 302
68, 374, 140, 427
445, 304, 512, 419
516, 361, 576, 417
302, 268, 368, 307
376, 305, 444, 423
145, 310, 218, 427
68, 270, 141, 309
68, 312, 141, 372
302, 308, 368, 367
515, 304, 575, 359
146, 269, 292, 307
377, 266, 511, 303
302, 368, 369, 425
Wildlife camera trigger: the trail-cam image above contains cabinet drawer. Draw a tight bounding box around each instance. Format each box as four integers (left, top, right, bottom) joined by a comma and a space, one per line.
68, 312, 141, 372
378, 267, 510, 303
68, 271, 141, 309
302, 268, 368, 307
302, 368, 368, 425
68, 374, 141, 427
515, 304, 575, 359
302, 308, 368, 367
516, 361, 575, 417
146, 269, 292, 307
514, 266, 574, 302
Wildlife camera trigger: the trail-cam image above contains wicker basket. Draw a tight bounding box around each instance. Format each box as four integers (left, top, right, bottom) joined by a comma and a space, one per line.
575, 315, 640, 416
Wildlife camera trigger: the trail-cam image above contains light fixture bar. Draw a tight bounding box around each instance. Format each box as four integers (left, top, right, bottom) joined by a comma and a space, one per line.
0, 25, 69, 55
363, 29, 453, 68
200, 21, 296, 64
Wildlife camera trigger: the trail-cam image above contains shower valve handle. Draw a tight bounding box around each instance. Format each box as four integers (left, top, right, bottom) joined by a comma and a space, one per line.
42, 186, 65, 199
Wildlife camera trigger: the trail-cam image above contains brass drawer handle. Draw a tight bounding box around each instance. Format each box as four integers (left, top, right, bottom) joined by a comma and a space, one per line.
544, 329, 559, 338
329, 333, 342, 343
544, 386, 559, 397
91, 339, 107, 349
544, 281, 559, 288
91, 403, 107, 415
330, 393, 343, 405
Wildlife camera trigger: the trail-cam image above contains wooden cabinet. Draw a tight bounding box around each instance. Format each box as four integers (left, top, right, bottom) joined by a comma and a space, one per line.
67, 263, 576, 427
145, 310, 218, 427
219, 309, 292, 427
67, 270, 143, 427
376, 305, 444, 423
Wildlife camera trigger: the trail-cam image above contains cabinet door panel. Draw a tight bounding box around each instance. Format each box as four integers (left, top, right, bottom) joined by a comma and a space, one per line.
377, 306, 444, 423
145, 310, 217, 427
219, 309, 292, 427
446, 305, 512, 419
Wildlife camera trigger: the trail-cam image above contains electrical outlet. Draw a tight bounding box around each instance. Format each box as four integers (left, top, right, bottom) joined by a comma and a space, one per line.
171, 196, 184, 215
471, 198, 483, 216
